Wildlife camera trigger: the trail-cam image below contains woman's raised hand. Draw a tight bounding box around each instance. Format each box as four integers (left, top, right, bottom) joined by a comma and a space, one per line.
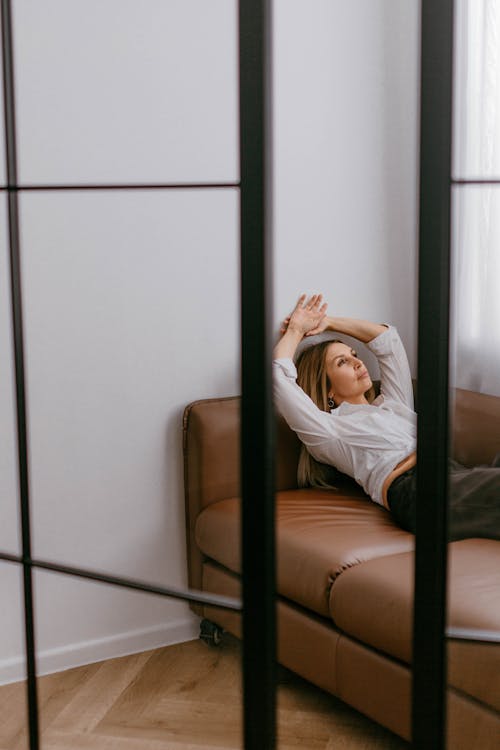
285, 293, 328, 336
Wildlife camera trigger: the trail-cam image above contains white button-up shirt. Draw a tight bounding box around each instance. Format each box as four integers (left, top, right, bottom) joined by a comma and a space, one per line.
273, 326, 416, 506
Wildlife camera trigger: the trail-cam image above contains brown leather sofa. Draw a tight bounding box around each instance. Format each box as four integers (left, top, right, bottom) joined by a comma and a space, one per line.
183, 388, 500, 747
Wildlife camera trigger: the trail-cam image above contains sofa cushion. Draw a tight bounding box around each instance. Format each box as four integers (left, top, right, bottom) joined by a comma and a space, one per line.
329, 539, 500, 713
195, 488, 414, 617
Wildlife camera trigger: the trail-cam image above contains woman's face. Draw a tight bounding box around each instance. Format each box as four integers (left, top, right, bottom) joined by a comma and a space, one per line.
324, 342, 372, 406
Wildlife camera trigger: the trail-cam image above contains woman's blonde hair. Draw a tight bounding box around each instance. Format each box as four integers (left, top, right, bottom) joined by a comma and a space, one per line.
295, 340, 375, 488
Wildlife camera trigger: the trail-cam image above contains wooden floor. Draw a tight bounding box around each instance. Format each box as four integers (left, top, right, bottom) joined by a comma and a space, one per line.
0, 635, 409, 750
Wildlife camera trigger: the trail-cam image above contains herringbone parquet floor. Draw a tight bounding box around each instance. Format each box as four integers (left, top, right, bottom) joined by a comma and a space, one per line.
0, 635, 408, 750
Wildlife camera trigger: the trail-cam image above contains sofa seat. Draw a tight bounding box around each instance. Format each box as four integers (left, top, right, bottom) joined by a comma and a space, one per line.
329, 538, 500, 713
195, 488, 414, 617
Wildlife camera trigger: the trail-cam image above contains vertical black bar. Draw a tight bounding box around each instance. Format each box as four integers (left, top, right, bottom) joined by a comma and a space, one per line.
1, 2, 40, 749
239, 2, 276, 749
413, 1, 454, 748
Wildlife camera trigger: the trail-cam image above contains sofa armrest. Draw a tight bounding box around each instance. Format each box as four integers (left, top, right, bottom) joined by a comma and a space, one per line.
183, 396, 241, 597
183, 395, 302, 597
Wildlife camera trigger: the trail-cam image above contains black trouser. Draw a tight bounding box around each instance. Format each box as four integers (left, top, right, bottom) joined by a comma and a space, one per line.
387, 459, 500, 541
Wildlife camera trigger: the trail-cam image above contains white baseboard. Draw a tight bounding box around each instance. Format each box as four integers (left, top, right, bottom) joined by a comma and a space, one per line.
0, 614, 200, 686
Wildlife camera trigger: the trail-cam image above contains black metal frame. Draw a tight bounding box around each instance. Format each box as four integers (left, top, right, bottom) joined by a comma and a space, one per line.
1, 1, 275, 749
2, 2, 39, 746
414, 1, 500, 748
413, 2, 454, 747
239, 2, 276, 748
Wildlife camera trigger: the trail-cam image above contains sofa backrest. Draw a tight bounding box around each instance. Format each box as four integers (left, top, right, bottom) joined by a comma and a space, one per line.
183, 386, 500, 514
452, 387, 500, 466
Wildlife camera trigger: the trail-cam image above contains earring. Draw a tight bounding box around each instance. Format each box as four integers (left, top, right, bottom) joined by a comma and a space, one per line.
328, 396, 335, 409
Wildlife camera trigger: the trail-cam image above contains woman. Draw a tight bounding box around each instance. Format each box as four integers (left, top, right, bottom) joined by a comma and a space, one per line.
273, 293, 500, 541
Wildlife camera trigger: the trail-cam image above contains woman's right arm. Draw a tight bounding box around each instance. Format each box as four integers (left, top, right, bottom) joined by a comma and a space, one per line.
273, 293, 334, 446
273, 358, 334, 448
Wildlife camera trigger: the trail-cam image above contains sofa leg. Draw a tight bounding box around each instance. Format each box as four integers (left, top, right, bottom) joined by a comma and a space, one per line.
199, 618, 224, 647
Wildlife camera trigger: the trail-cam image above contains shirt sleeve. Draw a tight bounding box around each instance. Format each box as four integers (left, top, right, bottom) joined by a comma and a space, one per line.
366, 326, 414, 409
272, 358, 335, 448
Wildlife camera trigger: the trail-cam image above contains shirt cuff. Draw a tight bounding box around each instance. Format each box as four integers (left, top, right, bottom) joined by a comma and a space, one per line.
365, 325, 398, 356
273, 357, 297, 378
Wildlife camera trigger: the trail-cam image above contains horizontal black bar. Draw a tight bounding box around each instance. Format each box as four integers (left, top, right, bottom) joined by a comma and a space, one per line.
0, 552, 242, 612
0, 182, 240, 192
6, 554, 495, 642
451, 178, 500, 185
447, 627, 500, 644
0, 179, 497, 192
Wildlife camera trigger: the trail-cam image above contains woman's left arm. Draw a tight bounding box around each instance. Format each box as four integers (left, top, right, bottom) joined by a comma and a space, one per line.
306, 315, 387, 343
366, 326, 415, 408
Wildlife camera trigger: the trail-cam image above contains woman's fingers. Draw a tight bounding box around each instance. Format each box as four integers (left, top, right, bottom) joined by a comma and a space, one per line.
294, 293, 307, 311
304, 302, 328, 336
309, 297, 325, 315
279, 318, 290, 334
295, 292, 324, 310
282, 293, 328, 338
307, 293, 324, 309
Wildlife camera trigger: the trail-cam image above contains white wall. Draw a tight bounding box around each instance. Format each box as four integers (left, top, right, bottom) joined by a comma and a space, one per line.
273, 0, 419, 373
1, 0, 239, 683
1, 0, 419, 684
